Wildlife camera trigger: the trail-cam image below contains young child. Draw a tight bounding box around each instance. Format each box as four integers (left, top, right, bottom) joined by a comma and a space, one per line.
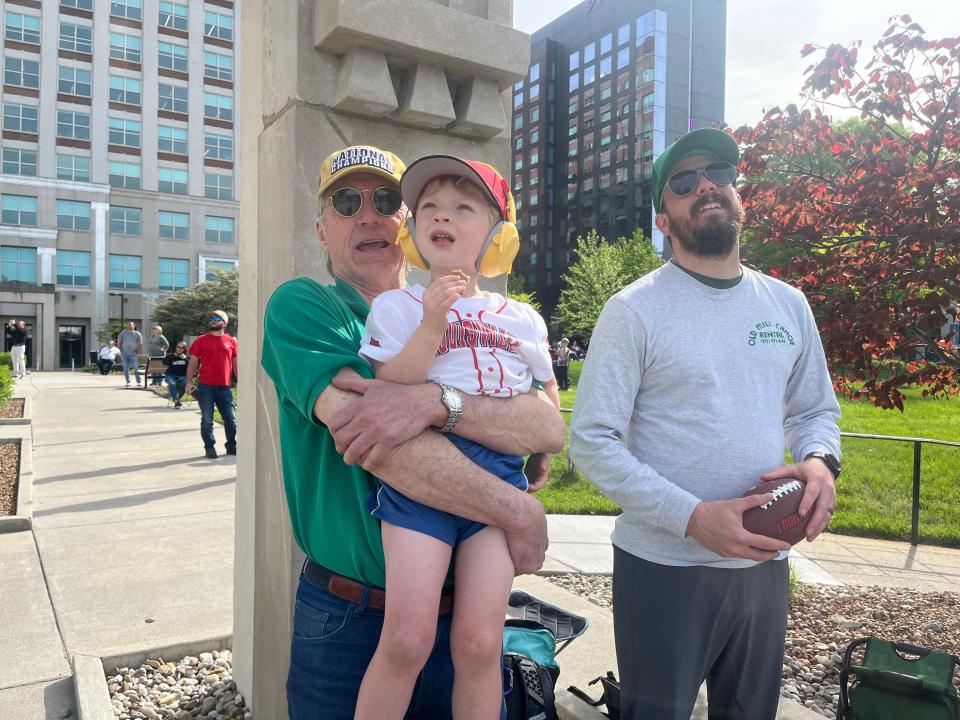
356, 155, 561, 719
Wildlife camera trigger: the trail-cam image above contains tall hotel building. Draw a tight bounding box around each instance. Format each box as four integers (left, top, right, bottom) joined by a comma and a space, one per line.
511, 0, 726, 318
0, 0, 239, 370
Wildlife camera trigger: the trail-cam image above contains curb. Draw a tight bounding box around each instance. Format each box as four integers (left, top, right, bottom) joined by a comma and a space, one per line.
0, 435, 32, 533
0, 396, 30, 426
74, 635, 233, 720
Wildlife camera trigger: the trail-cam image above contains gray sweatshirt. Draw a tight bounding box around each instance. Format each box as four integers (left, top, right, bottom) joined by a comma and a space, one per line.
569, 263, 841, 568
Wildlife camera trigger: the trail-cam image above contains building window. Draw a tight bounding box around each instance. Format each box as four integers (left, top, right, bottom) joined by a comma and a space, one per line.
204, 51, 232, 81
618, 22, 631, 46
60, 66, 93, 97
3, 102, 38, 133
159, 257, 189, 291
568, 139, 578, 158
529, 63, 540, 83
109, 74, 141, 105
600, 33, 612, 56
61, 0, 93, 10
617, 47, 630, 71
1, 246, 37, 282
529, 150, 539, 165
109, 254, 141, 289
5, 12, 41, 44
568, 120, 578, 136
600, 56, 612, 79
530, 129, 539, 144
617, 73, 631, 94
600, 109, 612, 124
158, 42, 188, 72
56, 199, 91, 230
4, 57, 39, 89
204, 11, 233, 41
530, 106, 540, 123
59, 22, 92, 54
205, 174, 233, 200
583, 64, 596, 85
529, 83, 540, 100
641, 66, 655, 85
110, 0, 142, 21
204, 133, 233, 161
57, 110, 91, 140
513, 114, 523, 131
529, 168, 539, 187
109, 117, 141, 148
109, 32, 142, 63
513, 92, 522, 109
2, 148, 36, 176
601, 126, 612, 147
56, 250, 91, 286
110, 206, 141, 235
159, 83, 188, 113
204, 258, 237, 281
159, 125, 188, 155
600, 150, 612, 169
205, 216, 234, 244
204, 92, 233, 121
1, 194, 37, 225
159, 1, 188, 31
569, 50, 579, 71
108, 160, 140, 188
514, 136, 523, 151
514, 156, 523, 171
584, 42, 596, 64
56, 154, 90, 181
158, 167, 188, 194
642, 92, 654, 114
158, 210, 189, 239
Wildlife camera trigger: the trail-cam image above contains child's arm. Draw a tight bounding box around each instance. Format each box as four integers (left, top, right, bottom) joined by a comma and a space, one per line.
526, 377, 562, 492
375, 274, 466, 385
540, 377, 561, 411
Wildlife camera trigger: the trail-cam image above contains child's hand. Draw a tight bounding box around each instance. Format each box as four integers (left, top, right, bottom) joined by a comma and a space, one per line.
525, 453, 551, 492
421, 274, 467, 334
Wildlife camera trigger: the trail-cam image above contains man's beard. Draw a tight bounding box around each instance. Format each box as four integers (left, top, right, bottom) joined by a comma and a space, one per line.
668, 193, 744, 259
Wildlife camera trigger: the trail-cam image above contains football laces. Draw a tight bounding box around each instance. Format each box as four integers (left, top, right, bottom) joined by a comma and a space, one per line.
760, 480, 802, 511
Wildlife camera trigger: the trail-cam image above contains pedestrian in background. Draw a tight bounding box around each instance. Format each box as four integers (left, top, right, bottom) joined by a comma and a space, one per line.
10, 320, 28, 379
98, 341, 121, 375
163, 342, 189, 408
185, 311, 237, 458
148, 325, 169, 386
117, 322, 143, 386
556, 337, 571, 391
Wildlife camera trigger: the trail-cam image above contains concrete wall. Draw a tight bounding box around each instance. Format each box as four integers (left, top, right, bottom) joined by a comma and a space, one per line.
235, 1, 529, 716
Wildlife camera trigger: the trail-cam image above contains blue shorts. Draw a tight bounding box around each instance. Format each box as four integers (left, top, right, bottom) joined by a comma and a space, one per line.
367, 435, 527, 547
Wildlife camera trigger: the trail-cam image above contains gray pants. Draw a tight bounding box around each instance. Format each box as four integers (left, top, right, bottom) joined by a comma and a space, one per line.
612, 546, 788, 720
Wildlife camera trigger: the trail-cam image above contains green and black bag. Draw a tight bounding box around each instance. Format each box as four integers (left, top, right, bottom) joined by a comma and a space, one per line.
837, 637, 960, 720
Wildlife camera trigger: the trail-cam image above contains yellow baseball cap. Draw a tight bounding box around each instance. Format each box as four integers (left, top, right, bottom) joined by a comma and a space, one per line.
317, 145, 406, 197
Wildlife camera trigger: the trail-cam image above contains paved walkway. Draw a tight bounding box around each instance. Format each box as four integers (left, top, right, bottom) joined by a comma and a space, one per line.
1, 372, 958, 719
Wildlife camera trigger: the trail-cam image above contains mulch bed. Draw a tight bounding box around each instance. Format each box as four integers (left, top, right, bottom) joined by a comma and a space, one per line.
0, 442, 19, 516
0, 398, 24, 419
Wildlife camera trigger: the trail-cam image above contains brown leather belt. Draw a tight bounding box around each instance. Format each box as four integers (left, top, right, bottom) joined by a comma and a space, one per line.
304, 559, 453, 615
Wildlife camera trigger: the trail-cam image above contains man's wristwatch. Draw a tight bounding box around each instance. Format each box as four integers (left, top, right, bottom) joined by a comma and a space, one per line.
804, 451, 841, 480
432, 382, 464, 433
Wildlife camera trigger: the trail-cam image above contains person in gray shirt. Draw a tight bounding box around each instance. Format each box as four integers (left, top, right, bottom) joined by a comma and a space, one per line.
116, 321, 143, 386
569, 128, 841, 720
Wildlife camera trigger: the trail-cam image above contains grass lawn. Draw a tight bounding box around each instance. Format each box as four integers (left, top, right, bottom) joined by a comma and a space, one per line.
538, 362, 960, 547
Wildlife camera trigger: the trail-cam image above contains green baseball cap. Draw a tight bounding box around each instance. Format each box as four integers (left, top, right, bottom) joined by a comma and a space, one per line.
652, 128, 739, 212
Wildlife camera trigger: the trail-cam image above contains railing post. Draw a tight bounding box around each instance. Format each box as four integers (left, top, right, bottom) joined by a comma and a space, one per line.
911, 441, 922, 546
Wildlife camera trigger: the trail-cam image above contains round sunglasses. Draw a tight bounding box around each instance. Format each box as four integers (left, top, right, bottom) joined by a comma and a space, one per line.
666, 161, 737, 197
327, 187, 403, 218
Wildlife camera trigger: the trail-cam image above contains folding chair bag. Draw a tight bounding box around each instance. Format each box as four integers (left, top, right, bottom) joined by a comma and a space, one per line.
837, 637, 960, 720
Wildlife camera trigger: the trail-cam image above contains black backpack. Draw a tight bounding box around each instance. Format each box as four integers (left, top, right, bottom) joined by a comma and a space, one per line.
502, 650, 560, 720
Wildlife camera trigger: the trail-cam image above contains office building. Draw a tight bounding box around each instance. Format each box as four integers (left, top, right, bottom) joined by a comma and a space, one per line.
1, 0, 239, 369
511, 0, 726, 319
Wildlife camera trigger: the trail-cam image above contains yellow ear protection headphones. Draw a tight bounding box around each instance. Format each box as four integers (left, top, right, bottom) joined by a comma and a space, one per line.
395, 163, 520, 278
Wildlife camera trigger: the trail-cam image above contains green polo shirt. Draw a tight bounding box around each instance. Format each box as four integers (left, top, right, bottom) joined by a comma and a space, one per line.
261, 276, 387, 586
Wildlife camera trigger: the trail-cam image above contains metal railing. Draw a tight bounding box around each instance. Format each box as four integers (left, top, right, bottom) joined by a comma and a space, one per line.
559, 411, 959, 546
839, 432, 960, 545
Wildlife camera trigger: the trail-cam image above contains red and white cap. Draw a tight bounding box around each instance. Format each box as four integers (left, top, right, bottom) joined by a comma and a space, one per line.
400, 155, 511, 221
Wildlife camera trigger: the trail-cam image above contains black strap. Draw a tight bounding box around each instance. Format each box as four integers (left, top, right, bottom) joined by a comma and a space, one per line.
567, 684, 605, 707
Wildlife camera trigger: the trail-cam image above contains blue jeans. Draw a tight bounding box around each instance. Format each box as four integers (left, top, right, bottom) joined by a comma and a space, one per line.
165, 375, 186, 402
120, 352, 140, 383
287, 569, 455, 720
195, 382, 236, 451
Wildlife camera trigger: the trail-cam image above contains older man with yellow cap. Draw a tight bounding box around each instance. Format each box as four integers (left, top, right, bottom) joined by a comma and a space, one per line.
260, 145, 565, 719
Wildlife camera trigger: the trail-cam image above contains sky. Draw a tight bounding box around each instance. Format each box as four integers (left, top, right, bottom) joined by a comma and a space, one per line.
515, 0, 960, 128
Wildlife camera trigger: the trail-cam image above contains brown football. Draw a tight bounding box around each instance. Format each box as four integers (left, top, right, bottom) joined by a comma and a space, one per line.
741, 478, 808, 546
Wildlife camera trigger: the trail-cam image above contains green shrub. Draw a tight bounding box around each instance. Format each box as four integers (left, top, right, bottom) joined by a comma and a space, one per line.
0, 365, 12, 405
0, 351, 10, 369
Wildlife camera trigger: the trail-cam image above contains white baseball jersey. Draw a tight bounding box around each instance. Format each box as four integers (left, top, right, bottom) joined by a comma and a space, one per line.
359, 285, 554, 397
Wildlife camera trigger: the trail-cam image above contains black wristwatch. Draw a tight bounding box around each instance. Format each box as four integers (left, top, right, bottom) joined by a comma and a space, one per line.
804, 451, 841, 480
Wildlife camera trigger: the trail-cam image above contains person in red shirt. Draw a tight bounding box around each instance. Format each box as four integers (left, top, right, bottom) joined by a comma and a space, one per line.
185, 310, 238, 458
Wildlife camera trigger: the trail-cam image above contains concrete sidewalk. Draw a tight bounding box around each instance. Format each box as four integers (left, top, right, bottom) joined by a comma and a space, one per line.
1, 372, 958, 719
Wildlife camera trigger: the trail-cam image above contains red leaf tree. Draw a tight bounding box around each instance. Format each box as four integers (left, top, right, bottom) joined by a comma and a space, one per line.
734, 16, 960, 410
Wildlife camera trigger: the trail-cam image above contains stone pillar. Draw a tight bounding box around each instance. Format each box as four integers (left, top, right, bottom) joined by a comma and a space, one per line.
235, 1, 529, 717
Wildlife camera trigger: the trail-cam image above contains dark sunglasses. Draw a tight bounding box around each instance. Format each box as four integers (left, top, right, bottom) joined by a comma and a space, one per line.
666, 161, 737, 197
208, 317, 225, 323
328, 187, 402, 218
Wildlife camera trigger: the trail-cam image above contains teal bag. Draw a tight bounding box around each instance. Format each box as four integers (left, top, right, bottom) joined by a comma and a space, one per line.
503, 619, 558, 669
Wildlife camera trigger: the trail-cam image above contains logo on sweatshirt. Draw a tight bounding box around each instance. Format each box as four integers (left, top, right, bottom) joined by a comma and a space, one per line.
436, 319, 520, 356
747, 320, 795, 347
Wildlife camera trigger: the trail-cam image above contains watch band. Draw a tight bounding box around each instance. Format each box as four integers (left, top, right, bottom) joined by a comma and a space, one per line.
433, 382, 463, 433
804, 451, 841, 479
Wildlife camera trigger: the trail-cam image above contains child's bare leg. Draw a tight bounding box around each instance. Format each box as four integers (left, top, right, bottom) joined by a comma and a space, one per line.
355, 523, 452, 720
450, 526, 515, 719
